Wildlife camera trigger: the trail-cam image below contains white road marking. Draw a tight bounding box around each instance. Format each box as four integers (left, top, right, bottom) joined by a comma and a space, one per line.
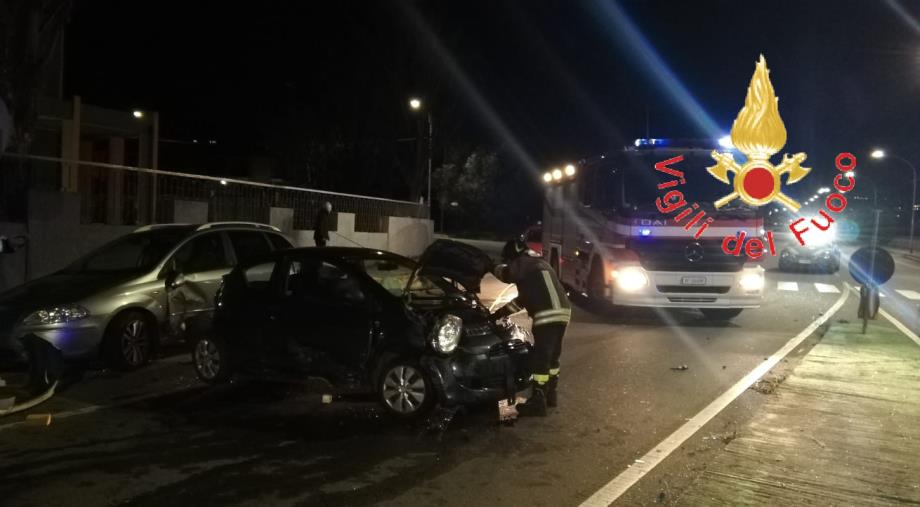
814, 283, 840, 294
880, 308, 920, 348
579, 289, 849, 506
845, 284, 920, 348
777, 281, 798, 291
895, 289, 920, 301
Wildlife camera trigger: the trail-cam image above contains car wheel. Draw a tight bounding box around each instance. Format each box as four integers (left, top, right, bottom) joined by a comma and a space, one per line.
103, 310, 154, 371
778, 258, 791, 272
700, 308, 744, 321
377, 360, 434, 418
192, 335, 233, 384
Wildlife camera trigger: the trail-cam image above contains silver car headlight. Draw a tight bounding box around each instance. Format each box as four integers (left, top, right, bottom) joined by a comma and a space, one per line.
22, 304, 90, 326
431, 314, 463, 354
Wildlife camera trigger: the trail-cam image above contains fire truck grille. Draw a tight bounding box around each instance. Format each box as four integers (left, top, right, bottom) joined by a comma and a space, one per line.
656, 285, 731, 294
628, 238, 745, 273
667, 297, 718, 303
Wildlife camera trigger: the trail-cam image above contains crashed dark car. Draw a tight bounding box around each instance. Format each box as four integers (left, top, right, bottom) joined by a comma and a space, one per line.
778, 238, 840, 273
192, 240, 532, 417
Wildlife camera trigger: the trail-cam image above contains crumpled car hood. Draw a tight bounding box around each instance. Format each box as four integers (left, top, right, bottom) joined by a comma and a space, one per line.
415, 239, 493, 293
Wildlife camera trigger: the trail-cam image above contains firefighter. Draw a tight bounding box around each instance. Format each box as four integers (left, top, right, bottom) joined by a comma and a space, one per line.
492, 237, 570, 416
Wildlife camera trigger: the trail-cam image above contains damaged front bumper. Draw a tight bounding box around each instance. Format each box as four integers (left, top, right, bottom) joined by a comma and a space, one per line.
421, 338, 531, 406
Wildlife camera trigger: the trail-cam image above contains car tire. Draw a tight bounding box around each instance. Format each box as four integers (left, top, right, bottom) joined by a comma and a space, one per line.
377, 359, 434, 418
192, 335, 233, 384
103, 310, 155, 371
778, 258, 791, 272
700, 308, 744, 321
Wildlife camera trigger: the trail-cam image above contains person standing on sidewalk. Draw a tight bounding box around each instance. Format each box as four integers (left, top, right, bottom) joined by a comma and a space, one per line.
314, 201, 332, 247
491, 237, 571, 416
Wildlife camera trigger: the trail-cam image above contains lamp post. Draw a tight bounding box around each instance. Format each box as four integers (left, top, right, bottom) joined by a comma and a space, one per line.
871, 149, 918, 253
408, 97, 432, 207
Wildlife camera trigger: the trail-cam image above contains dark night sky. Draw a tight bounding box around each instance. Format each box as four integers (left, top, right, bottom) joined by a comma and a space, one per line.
62, 1, 920, 201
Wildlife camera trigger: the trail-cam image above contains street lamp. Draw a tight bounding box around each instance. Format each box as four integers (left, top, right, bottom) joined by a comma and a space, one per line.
408, 97, 432, 207
870, 148, 918, 253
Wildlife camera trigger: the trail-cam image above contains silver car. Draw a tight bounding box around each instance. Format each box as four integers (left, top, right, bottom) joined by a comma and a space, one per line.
0, 222, 293, 384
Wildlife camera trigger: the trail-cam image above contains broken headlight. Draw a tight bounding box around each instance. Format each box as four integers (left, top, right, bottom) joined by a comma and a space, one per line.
431, 314, 463, 354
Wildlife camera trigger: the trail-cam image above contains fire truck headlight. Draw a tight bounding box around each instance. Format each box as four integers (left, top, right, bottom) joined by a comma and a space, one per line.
614, 267, 648, 292
739, 271, 765, 291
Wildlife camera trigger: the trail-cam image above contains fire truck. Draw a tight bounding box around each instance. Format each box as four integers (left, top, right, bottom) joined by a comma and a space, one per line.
541, 139, 765, 320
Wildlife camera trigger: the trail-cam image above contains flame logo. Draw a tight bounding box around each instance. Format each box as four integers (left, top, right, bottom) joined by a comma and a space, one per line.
730, 55, 787, 161
707, 55, 810, 211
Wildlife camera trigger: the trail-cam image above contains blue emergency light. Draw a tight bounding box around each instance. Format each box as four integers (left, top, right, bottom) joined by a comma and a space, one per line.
640, 228, 652, 237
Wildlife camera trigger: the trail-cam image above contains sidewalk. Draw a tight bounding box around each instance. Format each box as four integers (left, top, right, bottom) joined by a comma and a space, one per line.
677, 318, 920, 505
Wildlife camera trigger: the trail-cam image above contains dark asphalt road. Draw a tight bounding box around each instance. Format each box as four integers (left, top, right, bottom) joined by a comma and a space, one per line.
3, 246, 913, 506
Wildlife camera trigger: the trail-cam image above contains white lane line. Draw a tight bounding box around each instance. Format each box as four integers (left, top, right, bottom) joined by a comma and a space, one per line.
777, 281, 798, 291
895, 289, 920, 301
845, 284, 920, 348
814, 283, 840, 294
880, 308, 920, 348
579, 289, 849, 507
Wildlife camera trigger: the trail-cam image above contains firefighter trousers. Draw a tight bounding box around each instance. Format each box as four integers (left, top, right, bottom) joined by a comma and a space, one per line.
531, 322, 566, 385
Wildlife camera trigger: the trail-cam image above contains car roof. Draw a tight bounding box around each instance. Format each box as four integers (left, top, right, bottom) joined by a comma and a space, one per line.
277, 247, 411, 262
133, 222, 282, 234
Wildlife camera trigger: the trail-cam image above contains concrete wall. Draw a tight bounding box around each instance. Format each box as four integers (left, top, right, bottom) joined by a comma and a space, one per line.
0, 193, 434, 292
174, 200, 209, 224
389, 216, 434, 258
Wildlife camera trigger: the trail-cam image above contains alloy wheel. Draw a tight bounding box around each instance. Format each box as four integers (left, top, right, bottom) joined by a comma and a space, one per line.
121, 319, 149, 367
194, 339, 221, 380
381, 365, 427, 414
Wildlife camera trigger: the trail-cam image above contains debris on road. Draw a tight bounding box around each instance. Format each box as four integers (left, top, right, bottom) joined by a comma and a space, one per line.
670, 365, 689, 371
25, 413, 52, 426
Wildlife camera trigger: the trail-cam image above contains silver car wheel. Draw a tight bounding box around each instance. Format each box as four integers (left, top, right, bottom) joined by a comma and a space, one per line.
382, 365, 426, 414
194, 339, 221, 380
121, 319, 149, 366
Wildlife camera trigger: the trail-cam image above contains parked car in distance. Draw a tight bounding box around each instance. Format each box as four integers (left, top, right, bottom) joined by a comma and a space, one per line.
778, 237, 840, 273
0, 222, 293, 386
193, 240, 532, 418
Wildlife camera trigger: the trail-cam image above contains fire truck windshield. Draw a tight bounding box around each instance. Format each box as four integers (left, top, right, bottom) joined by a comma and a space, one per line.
583, 150, 755, 216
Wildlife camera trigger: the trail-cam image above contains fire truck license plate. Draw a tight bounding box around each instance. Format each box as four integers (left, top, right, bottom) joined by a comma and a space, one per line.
681, 276, 707, 286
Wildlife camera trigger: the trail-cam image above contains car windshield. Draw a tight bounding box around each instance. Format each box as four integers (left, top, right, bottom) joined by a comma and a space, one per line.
354, 255, 457, 299
63, 228, 191, 273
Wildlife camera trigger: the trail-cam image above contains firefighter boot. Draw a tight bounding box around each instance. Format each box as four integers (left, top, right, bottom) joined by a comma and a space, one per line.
516, 385, 548, 417
545, 375, 558, 408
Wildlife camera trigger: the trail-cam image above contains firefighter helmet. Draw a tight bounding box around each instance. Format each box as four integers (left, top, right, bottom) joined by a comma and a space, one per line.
501, 237, 529, 262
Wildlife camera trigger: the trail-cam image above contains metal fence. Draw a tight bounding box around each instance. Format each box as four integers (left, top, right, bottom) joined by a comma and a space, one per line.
0, 154, 428, 232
